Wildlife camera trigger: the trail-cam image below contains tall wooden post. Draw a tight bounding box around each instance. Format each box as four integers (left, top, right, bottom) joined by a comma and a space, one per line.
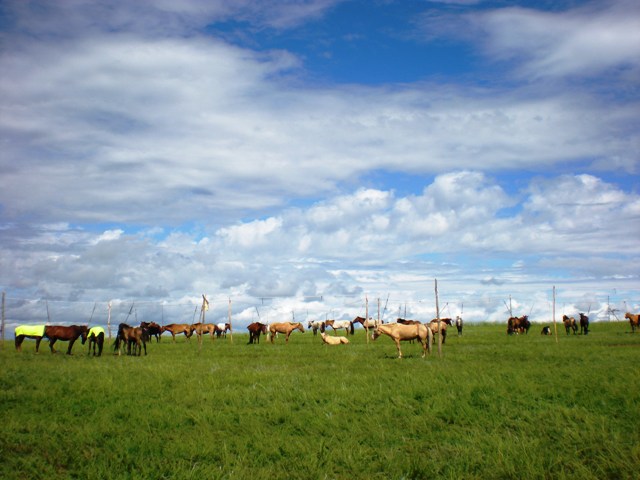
552, 286, 558, 343
228, 297, 233, 343
1, 291, 5, 348
435, 279, 442, 357
107, 302, 112, 340
365, 295, 369, 345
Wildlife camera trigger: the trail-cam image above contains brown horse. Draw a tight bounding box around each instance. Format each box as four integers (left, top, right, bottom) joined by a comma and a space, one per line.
44, 325, 88, 354
507, 315, 530, 335
579, 313, 589, 335
161, 323, 193, 342
269, 322, 305, 344
247, 322, 267, 344
14, 325, 46, 352
562, 315, 578, 335
140, 322, 162, 342
114, 323, 147, 356
428, 318, 451, 344
625, 312, 640, 333
372, 323, 433, 358
191, 323, 217, 342
352, 316, 382, 330
87, 326, 105, 356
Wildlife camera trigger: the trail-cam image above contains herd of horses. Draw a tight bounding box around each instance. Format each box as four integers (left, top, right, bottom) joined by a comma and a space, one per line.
12, 311, 640, 357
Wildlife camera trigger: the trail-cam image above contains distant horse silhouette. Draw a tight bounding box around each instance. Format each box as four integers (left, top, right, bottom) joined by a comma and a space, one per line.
579, 313, 589, 335
562, 315, 578, 335
161, 323, 193, 342
14, 325, 46, 352
140, 322, 162, 342
87, 326, 105, 356
372, 323, 433, 358
269, 322, 305, 344
247, 322, 267, 344
456, 316, 463, 336
44, 325, 88, 354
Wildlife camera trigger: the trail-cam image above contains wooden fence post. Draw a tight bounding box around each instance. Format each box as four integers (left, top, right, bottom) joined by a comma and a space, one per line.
435, 279, 442, 357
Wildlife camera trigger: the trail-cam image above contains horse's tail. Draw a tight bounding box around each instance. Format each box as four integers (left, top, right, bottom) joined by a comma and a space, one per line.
349, 321, 354, 335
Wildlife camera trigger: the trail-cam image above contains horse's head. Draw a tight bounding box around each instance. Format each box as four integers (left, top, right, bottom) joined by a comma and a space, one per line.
297, 323, 305, 333
371, 326, 383, 341
260, 323, 268, 334
80, 326, 89, 344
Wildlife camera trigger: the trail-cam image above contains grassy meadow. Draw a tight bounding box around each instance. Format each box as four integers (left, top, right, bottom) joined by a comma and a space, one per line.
1, 322, 639, 479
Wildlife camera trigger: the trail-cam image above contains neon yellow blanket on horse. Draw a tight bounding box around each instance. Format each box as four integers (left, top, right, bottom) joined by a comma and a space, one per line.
88, 326, 105, 337
15, 325, 45, 337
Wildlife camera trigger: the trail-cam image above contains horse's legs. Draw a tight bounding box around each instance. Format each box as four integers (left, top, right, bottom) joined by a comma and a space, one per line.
15, 335, 23, 352
67, 338, 76, 355
49, 338, 57, 353
97, 335, 104, 356
394, 339, 402, 358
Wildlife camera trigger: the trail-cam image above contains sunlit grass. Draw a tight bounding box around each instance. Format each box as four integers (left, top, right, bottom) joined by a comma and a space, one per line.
1, 323, 639, 479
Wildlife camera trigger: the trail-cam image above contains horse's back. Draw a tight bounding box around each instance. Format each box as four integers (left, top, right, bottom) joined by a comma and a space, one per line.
15, 325, 45, 337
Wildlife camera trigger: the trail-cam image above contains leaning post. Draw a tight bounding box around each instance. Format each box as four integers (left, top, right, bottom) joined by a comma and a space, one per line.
552, 286, 558, 343
228, 297, 233, 343
365, 295, 369, 345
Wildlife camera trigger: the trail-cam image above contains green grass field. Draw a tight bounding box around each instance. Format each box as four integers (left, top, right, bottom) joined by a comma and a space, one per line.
1, 322, 639, 479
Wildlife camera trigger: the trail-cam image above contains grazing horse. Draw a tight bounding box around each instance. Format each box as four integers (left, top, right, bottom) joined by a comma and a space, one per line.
352, 316, 382, 331
625, 312, 640, 333
324, 319, 354, 335
307, 320, 325, 335
269, 322, 305, 344
372, 323, 433, 358
507, 315, 530, 335
456, 316, 463, 336
247, 322, 267, 344
215, 323, 232, 338
140, 322, 162, 342
114, 323, 147, 356
562, 315, 578, 335
14, 325, 46, 352
190, 323, 217, 342
320, 332, 349, 345
428, 318, 451, 344
579, 313, 589, 335
541, 326, 552, 336
44, 325, 88, 354
161, 323, 193, 342
87, 326, 105, 356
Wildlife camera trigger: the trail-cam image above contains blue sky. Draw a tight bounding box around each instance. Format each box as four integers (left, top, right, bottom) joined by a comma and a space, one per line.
0, 0, 638, 331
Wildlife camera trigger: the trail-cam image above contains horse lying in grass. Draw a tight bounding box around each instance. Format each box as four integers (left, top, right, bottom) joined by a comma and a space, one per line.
562, 315, 578, 335
247, 322, 267, 344
626, 312, 640, 333
372, 323, 433, 358
161, 323, 193, 342
14, 324, 46, 352
320, 332, 349, 345
87, 326, 105, 356
44, 325, 88, 354
269, 322, 305, 344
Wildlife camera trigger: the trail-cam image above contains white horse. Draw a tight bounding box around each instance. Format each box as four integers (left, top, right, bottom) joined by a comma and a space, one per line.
324, 319, 354, 335
307, 320, 325, 336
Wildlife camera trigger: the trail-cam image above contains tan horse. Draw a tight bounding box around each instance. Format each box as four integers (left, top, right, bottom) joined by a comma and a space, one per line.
320, 332, 349, 345
269, 322, 305, 344
190, 323, 217, 342
562, 315, 578, 335
372, 323, 433, 358
625, 312, 640, 333
161, 323, 193, 342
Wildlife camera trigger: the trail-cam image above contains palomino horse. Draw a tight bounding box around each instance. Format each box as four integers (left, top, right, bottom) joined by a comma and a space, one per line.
161, 323, 193, 342
579, 313, 589, 335
190, 323, 217, 342
307, 320, 325, 335
507, 315, 530, 335
114, 323, 147, 356
372, 323, 433, 358
320, 332, 349, 345
140, 321, 162, 342
14, 325, 46, 352
324, 319, 354, 335
247, 322, 267, 344
428, 318, 452, 344
456, 316, 463, 336
562, 315, 578, 335
87, 326, 105, 356
44, 325, 88, 354
625, 312, 640, 333
269, 322, 305, 344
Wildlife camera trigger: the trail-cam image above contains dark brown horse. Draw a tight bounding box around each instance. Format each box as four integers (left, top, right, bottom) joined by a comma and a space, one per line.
44, 325, 88, 354
507, 315, 530, 335
14, 325, 46, 352
579, 313, 589, 335
562, 315, 578, 335
87, 326, 105, 356
114, 323, 147, 356
247, 322, 267, 344
140, 322, 162, 342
